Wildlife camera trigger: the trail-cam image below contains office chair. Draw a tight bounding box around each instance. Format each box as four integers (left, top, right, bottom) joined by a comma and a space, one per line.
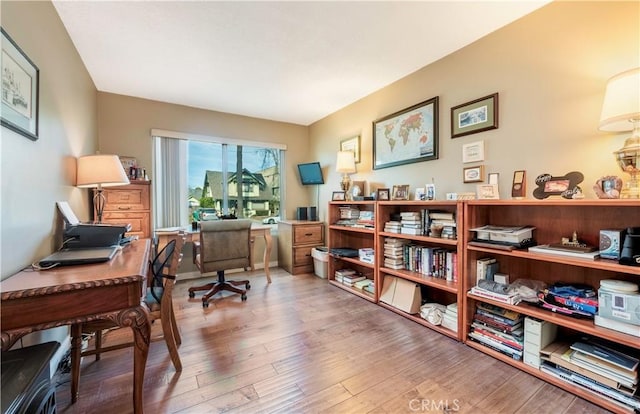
188, 219, 252, 308
71, 231, 186, 397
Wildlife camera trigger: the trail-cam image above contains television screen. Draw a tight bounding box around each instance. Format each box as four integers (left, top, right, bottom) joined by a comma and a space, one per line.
297, 162, 324, 185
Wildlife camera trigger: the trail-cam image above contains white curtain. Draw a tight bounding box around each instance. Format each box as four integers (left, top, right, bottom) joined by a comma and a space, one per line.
153, 136, 187, 228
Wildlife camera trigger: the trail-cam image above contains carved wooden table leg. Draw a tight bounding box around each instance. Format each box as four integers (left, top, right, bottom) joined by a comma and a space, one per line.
70, 323, 82, 403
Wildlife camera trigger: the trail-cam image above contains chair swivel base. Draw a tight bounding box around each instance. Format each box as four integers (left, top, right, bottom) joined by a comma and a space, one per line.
188, 273, 250, 307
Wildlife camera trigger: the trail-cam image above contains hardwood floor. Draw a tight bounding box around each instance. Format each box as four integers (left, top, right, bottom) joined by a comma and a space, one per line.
54, 268, 612, 414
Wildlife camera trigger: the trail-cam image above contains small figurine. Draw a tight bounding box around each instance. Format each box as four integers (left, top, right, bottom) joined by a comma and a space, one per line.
551, 231, 596, 252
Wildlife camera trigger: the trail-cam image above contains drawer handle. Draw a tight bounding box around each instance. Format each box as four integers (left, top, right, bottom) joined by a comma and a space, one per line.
304, 233, 313, 236
118, 206, 132, 210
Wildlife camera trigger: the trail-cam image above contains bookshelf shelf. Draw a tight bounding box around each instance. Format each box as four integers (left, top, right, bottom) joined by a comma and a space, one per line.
463, 199, 640, 413
328, 280, 376, 302
378, 302, 459, 340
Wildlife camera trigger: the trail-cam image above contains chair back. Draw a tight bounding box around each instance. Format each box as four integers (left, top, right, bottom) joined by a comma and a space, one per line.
149, 232, 185, 303
197, 219, 252, 274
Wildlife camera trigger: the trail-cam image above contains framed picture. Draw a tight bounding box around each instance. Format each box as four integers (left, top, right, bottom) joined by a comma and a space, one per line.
377, 188, 390, 201
415, 188, 426, 201
462, 140, 485, 163
488, 172, 499, 185
391, 184, 410, 200
463, 165, 485, 183
373, 96, 439, 169
477, 184, 500, 200
451, 93, 498, 138
593, 175, 622, 199
533, 171, 584, 199
332, 191, 346, 201
340, 135, 361, 164
1, 28, 39, 141
351, 180, 366, 198
425, 183, 436, 200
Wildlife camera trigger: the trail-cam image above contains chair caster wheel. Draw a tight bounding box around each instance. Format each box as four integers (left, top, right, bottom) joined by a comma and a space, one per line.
241, 294, 247, 301
202, 300, 209, 308
246, 283, 251, 290
188, 291, 195, 298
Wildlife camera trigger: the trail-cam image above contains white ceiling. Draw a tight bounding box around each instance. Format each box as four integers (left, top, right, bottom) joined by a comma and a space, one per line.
53, 1, 550, 126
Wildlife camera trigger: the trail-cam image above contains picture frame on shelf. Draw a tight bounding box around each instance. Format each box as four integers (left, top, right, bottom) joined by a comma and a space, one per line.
451, 93, 498, 138
1, 28, 39, 141
351, 180, 366, 199
415, 188, 426, 200
340, 135, 361, 164
593, 175, 622, 199
332, 191, 346, 201
377, 188, 390, 201
477, 184, 500, 200
463, 165, 484, 183
373, 96, 439, 169
462, 140, 485, 163
488, 172, 499, 185
391, 184, 410, 200
533, 171, 584, 199
425, 183, 436, 200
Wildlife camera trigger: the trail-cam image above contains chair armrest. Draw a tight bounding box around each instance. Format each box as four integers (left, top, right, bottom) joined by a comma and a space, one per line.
192, 240, 200, 264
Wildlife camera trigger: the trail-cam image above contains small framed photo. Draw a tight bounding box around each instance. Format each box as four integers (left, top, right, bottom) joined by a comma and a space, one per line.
488, 172, 499, 185
377, 188, 390, 201
415, 188, 426, 200
594, 175, 622, 199
392, 184, 410, 200
463, 165, 484, 183
340, 135, 361, 164
351, 180, 366, 198
332, 191, 346, 201
451, 93, 498, 138
462, 140, 485, 163
477, 184, 500, 200
425, 183, 436, 200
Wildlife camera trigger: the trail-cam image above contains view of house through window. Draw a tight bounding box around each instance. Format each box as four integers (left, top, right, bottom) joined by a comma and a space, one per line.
188, 140, 282, 225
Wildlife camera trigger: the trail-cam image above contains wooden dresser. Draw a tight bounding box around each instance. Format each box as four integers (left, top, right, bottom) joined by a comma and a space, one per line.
97, 180, 151, 238
278, 220, 324, 275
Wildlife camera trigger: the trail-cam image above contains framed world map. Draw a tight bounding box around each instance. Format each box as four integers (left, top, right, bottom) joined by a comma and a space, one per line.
373, 96, 439, 170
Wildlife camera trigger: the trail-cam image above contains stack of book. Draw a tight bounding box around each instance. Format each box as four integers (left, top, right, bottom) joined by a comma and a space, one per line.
470, 284, 521, 305
441, 302, 458, 332
428, 211, 457, 239
468, 303, 524, 360
384, 221, 402, 233
354, 210, 375, 229
540, 340, 640, 411
383, 237, 407, 269
353, 278, 373, 292
334, 268, 366, 286
358, 248, 375, 264
336, 206, 360, 226
400, 211, 423, 235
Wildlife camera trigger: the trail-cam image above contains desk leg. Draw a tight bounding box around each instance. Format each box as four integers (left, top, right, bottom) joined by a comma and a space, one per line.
263, 231, 272, 283
70, 323, 82, 403
127, 306, 151, 414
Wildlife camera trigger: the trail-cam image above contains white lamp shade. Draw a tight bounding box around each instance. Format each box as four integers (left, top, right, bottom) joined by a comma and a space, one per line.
336, 151, 356, 174
599, 67, 640, 132
76, 154, 130, 188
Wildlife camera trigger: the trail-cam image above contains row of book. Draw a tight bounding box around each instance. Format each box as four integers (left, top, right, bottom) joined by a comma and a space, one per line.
540, 339, 640, 411
468, 303, 524, 361
382, 210, 456, 239
382, 237, 458, 281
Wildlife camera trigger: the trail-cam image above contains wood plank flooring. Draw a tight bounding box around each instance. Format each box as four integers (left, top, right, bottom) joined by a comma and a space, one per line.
54, 268, 612, 413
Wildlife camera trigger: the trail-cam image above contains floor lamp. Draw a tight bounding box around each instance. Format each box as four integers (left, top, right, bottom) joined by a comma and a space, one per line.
76, 154, 130, 222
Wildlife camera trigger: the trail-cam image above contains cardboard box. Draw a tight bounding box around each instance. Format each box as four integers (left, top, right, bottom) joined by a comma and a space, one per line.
380, 275, 421, 314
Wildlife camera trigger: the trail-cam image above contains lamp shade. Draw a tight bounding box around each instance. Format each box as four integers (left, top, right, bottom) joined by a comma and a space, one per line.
599, 67, 640, 132
336, 151, 356, 174
76, 154, 130, 188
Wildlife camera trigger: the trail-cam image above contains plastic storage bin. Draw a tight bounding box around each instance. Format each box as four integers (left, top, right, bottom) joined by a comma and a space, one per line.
311, 247, 328, 278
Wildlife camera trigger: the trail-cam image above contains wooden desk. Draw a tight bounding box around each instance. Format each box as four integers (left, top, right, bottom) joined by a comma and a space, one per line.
1, 239, 152, 414
157, 224, 273, 283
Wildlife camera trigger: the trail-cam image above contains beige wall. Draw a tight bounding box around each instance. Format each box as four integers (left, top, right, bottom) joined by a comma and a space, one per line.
1, 1, 98, 279
309, 1, 639, 213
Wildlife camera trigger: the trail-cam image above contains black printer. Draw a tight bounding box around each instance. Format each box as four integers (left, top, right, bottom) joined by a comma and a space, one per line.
63, 223, 130, 248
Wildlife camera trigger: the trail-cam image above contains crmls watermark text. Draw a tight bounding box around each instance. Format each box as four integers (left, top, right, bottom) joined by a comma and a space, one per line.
409, 399, 461, 412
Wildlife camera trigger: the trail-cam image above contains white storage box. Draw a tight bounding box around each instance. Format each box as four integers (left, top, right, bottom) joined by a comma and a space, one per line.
311, 247, 328, 278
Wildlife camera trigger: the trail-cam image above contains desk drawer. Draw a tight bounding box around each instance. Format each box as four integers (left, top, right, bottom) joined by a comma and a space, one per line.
102, 211, 150, 237
293, 246, 314, 267
293, 224, 324, 245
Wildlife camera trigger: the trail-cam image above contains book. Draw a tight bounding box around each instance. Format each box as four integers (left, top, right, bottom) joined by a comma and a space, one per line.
571, 341, 639, 373
528, 244, 600, 260
429, 211, 454, 220
470, 287, 521, 305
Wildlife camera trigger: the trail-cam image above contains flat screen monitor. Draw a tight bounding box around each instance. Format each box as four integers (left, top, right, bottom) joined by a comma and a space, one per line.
297, 162, 324, 185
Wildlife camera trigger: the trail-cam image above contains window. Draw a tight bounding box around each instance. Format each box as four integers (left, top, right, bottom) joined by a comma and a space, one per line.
152, 131, 284, 229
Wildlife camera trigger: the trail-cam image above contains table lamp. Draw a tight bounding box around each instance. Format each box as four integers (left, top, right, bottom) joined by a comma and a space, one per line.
76, 154, 130, 222
599, 67, 640, 199
336, 151, 356, 200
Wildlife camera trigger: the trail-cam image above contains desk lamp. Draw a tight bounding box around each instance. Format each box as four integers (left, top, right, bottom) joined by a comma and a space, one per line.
76, 154, 130, 222
599, 67, 640, 199
336, 151, 356, 200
